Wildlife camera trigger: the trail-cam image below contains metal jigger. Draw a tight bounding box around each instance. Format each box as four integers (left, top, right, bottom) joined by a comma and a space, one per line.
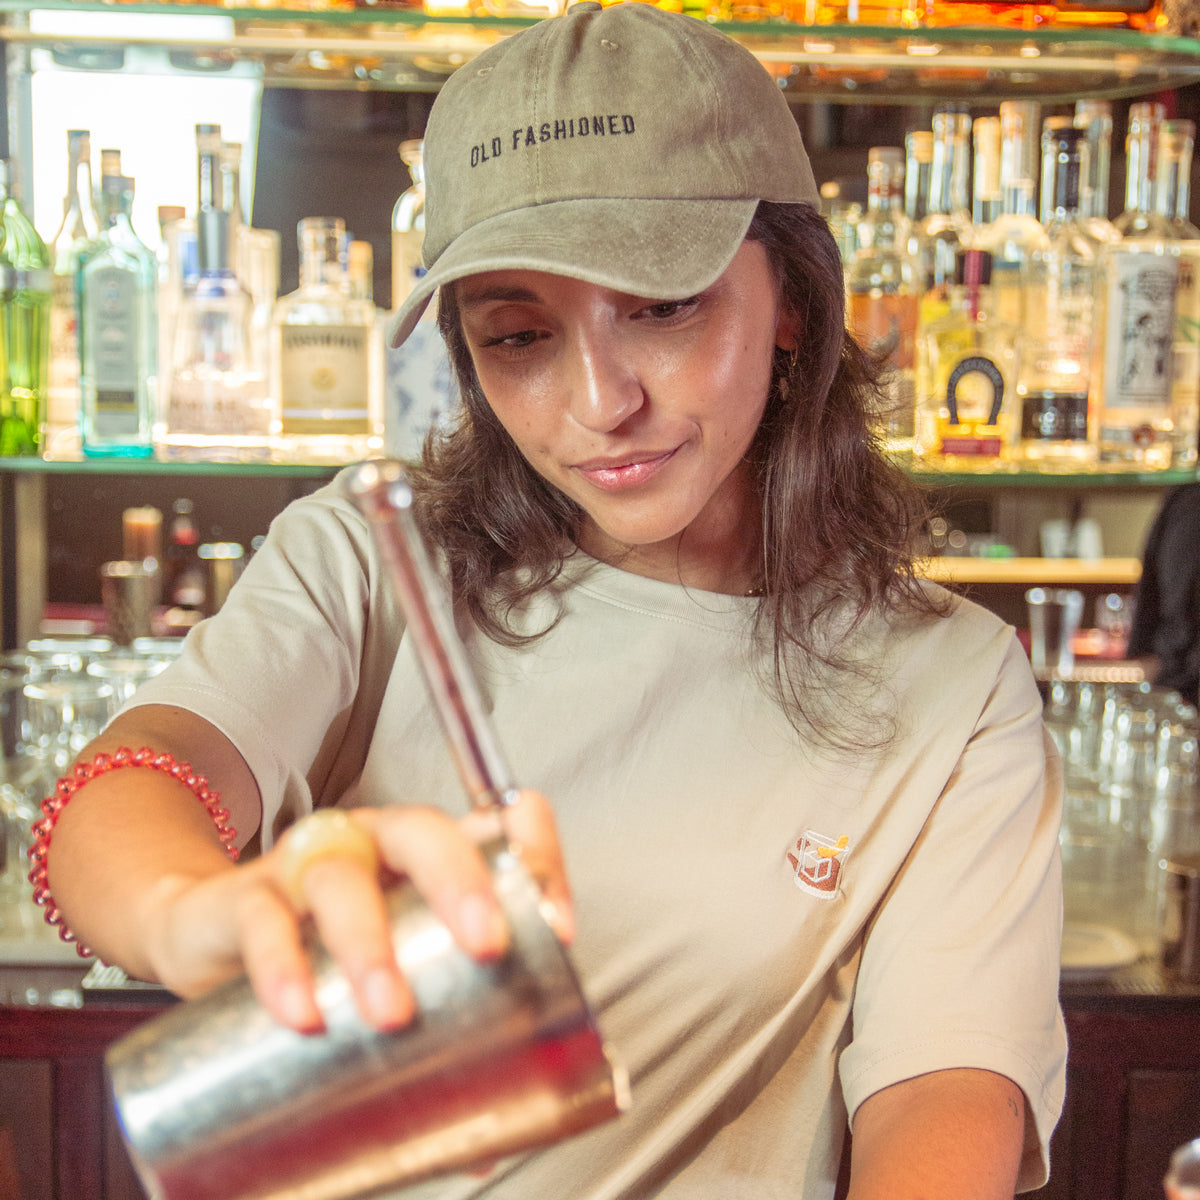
104, 459, 627, 1200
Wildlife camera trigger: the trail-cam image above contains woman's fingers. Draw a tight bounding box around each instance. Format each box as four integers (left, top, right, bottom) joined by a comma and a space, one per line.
247, 795, 573, 1034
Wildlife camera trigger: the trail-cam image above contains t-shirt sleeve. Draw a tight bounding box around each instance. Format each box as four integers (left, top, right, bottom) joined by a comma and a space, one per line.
121, 472, 404, 850
838, 637, 1067, 1192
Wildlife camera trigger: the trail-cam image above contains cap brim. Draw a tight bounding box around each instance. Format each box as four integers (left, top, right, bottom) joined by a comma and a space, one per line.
388, 195, 759, 348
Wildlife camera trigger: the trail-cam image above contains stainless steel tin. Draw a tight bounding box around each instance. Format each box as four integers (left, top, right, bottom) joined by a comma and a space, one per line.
104, 459, 626, 1200
1162, 853, 1200, 983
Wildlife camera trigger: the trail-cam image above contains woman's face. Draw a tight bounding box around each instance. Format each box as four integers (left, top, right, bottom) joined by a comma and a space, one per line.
455, 239, 793, 590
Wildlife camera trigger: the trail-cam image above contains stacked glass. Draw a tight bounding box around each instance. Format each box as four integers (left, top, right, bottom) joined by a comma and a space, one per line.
1046, 678, 1200, 955
0, 636, 181, 939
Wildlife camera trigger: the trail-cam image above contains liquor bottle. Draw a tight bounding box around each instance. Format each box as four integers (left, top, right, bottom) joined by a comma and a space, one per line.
0, 160, 53, 458
271, 216, 382, 462
1158, 119, 1200, 469
77, 173, 156, 457
1019, 120, 1098, 469
163, 498, 205, 615
912, 108, 972, 335
975, 101, 1048, 329
159, 124, 270, 460
219, 139, 279, 382
1074, 100, 1121, 244
47, 129, 101, 435
904, 130, 932, 225
915, 248, 1021, 471
1113, 102, 1169, 239
847, 147, 920, 459
1049, 0, 1166, 31
156, 202, 194, 422
391, 139, 426, 311
346, 239, 375, 302
1092, 233, 1179, 470
386, 144, 460, 461
971, 116, 1002, 228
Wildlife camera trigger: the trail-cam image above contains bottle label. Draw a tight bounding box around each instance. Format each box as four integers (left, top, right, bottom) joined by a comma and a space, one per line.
1020, 390, 1089, 442
937, 353, 1007, 456
1101, 252, 1177, 411
279, 323, 370, 436
86, 267, 139, 396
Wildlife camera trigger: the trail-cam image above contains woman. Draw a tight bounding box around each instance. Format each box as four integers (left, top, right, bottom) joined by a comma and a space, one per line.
35, 5, 1066, 1197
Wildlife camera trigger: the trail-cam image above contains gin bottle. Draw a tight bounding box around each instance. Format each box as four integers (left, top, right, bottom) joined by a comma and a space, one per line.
1019, 121, 1098, 469
915, 248, 1021, 471
847, 147, 920, 459
0, 160, 52, 457
78, 173, 156, 457
47, 129, 101, 434
271, 216, 382, 462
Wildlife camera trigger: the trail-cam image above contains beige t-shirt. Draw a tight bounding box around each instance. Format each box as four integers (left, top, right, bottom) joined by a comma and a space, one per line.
129, 474, 1067, 1198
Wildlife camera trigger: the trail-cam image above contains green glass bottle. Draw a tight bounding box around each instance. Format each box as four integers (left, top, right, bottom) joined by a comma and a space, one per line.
0, 159, 52, 457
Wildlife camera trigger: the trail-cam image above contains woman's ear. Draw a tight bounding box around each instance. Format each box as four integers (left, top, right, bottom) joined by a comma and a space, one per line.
775, 308, 800, 354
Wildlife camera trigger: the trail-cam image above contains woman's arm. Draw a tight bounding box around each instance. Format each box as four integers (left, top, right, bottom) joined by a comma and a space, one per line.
43, 703, 572, 1032
847, 1068, 1025, 1200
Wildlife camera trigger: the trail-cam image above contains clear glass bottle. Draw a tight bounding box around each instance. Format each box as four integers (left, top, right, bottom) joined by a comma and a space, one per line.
156, 202, 194, 425
271, 216, 382, 462
1159, 119, 1200, 469
391, 139, 426, 311
78, 173, 156, 457
220, 139, 280, 383
915, 248, 1021, 471
0, 159, 53, 458
971, 116, 1003, 228
847, 147, 920, 459
1114, 102, 1170, 239
1093, 236, 1179, 471
913, 108, 973, 337
1019, 120, 1098, 470
904, 130, 933, 226
160, 208, 271, 461
1074, 100, 1121, 244
47, 129, 101, 436
975, 101, 1049, 330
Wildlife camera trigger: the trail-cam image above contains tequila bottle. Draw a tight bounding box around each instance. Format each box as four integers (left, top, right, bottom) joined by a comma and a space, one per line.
271, 216, 382, 462
78, 173, 156, 457
975, 101, 1048, 329
1019, 121, 1098, 469
1113, 102, 1170, 239
0, 160, 52, 457
1074, 100, 1121, 244
971, 116, 1003, 228
1158, 119, 1200, 468
47, 129, 101, 434
847, 147, 919, 459
915, 249, 1021, 471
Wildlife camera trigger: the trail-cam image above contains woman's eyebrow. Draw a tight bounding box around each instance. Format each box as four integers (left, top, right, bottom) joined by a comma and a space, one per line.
458, 283, 543, 309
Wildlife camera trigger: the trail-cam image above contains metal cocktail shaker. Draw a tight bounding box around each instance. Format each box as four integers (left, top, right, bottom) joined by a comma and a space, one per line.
104, 460, 627, 1200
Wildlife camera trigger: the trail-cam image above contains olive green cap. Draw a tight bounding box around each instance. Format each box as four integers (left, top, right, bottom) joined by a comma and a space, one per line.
389, 1, 818, 347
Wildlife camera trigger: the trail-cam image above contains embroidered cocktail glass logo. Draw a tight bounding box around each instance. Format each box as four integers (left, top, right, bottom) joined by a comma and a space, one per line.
786, 831, 850, 899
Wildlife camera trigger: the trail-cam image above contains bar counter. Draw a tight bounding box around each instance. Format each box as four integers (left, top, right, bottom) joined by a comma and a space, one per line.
0, 941, 1197, 1200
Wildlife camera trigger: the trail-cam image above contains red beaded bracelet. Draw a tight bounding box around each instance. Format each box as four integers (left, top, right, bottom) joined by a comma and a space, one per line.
26, 746, 240, 958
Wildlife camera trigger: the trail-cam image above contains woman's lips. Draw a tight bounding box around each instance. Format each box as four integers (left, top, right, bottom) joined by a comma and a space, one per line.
574, 448, 678, 492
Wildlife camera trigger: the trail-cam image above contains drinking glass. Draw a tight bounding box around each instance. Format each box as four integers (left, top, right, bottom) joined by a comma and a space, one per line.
1026, 587, 1084, 679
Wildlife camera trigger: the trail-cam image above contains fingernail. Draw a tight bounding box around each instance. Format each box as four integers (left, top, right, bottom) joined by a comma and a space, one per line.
278, 981, 323, 1032
361, 966, 410, 1029
459, 893, 508, 957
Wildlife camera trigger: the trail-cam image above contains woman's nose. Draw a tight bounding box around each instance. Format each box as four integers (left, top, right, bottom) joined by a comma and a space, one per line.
566, 331, 645, 433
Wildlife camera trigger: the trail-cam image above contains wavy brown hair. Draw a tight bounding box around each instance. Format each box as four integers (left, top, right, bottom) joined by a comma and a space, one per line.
408, 200, 942, 740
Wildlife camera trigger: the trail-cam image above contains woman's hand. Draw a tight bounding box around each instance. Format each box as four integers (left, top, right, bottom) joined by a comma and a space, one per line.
45, 705, 574, 1035
144, 793, 573, 1033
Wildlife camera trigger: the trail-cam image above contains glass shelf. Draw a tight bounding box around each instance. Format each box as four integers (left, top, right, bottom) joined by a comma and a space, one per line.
2, 0, 1200, 99
908, 466, 1200, 488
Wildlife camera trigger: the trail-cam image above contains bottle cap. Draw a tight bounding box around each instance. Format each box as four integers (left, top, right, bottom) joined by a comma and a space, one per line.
955, 247, 992, 287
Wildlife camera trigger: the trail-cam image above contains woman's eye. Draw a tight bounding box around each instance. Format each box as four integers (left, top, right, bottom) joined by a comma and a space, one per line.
480, 329, 540, 349
640, 297, 701, 320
